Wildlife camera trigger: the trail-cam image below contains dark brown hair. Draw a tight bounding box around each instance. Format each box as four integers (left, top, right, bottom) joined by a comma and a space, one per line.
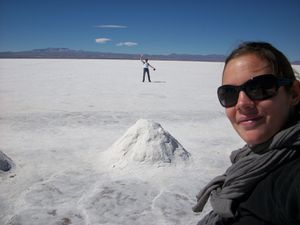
224, 42, 296, 80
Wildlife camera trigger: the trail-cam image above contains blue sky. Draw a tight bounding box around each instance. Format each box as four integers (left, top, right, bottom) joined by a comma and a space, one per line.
1, 0, 300, 61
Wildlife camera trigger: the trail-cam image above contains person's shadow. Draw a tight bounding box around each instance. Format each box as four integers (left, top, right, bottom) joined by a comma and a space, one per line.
151, 81, 166, 83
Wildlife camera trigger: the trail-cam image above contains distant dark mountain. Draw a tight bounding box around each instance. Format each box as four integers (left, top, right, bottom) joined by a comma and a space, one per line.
0, 48, 227, 62
1, 48, 299, 64
293, 60, 300, 65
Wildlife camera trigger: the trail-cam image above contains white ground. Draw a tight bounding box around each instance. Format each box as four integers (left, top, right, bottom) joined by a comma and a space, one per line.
1, 59, 298, 225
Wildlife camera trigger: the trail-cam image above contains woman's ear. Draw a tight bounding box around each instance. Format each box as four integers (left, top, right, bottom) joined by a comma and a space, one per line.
290, 80, 300, 106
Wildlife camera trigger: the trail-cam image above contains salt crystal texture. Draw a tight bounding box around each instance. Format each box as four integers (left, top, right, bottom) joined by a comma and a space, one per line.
106, 119, 191, 166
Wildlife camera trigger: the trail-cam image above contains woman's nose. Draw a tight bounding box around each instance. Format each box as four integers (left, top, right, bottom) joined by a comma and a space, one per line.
236, 91, 255, 110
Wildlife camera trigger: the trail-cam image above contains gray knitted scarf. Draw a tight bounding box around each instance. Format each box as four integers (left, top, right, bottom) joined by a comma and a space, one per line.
193, 121, 300, 225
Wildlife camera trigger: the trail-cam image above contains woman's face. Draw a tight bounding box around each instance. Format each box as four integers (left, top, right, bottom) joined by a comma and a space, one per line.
223, 54, 293, 146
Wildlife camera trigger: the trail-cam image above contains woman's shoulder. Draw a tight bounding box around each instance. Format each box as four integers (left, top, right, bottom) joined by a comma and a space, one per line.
271, 155, 300, 199
238, 155, 300, 224
253, 155, 300, 204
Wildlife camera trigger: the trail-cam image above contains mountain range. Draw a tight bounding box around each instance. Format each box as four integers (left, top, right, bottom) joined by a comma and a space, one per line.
0, 48, 227, 62
0, 48, 299, 64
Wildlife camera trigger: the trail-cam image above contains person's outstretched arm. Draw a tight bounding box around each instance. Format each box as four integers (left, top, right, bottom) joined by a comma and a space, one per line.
140, 55, 145, 64
148, 63, 156, 70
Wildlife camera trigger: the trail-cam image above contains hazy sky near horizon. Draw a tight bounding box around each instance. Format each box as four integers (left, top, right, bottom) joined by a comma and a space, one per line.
1, 0, 300, 60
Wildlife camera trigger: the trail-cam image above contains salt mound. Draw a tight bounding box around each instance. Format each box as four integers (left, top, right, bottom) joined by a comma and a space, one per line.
0, 151, 14, 172
106, 119, 190, 166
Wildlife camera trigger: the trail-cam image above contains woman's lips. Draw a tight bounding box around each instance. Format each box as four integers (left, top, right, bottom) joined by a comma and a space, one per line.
238, 115, 264, 128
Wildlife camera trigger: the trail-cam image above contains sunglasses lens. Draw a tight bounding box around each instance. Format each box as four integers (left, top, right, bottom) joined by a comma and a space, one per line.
246, 75, 278, 100
217, 86, 239, 107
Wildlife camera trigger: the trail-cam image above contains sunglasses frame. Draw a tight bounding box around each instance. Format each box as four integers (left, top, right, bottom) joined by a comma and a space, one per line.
217, 74, 293, 108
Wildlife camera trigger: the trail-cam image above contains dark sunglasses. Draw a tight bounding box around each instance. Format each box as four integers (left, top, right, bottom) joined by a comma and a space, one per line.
217, 74, 293, 108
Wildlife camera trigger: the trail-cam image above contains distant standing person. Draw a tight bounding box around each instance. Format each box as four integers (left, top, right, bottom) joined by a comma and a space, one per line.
140, 55, 156, 82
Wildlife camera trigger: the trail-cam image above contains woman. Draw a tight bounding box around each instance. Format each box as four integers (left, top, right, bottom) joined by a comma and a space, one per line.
193, 42, 300, 225
140, 55, 156, 82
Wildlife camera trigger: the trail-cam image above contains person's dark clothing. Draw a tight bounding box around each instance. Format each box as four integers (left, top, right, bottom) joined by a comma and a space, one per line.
143, 68, 151, 82
194, 119, 300, 225
232, 155, 300, 225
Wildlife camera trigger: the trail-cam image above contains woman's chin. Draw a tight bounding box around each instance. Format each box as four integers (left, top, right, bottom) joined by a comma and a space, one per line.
238, 130, 272, 146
